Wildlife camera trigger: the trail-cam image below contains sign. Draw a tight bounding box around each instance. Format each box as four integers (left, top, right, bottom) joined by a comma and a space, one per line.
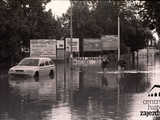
101, 35, 118, 51
30, 39, 56, 59
83, 38, 101, 52
57, 40, 64, 49
65, 38, 79, 52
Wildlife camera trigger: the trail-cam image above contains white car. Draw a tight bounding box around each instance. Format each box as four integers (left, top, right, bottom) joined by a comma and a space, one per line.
8, 57, 55, 78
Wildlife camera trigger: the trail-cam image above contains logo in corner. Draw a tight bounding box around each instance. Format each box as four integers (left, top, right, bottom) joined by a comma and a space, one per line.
148, 85, 160, 97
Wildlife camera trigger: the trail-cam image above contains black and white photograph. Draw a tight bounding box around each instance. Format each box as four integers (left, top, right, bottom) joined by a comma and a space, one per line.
0, 0, 160, 120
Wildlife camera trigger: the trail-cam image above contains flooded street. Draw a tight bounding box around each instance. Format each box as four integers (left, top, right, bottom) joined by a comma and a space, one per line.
0, 57, 160, 120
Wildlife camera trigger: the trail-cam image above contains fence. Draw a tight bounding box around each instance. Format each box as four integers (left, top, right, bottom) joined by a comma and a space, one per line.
72, 54, 132, 70
73, 54, 118, 66
73, 57, 102, 65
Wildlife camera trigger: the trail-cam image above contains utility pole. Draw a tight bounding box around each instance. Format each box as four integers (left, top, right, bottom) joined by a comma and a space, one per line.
118, 15, 120, 69
70, 0, 73, 61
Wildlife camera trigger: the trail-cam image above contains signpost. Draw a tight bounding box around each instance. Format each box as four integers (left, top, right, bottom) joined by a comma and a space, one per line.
65, 38, 79, 52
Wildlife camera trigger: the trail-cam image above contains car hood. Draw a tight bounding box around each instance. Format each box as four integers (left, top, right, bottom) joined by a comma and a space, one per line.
10, 66, 39, 70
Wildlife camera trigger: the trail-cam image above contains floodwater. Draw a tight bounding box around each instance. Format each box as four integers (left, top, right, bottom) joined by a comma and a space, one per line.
0, 57, 160, 120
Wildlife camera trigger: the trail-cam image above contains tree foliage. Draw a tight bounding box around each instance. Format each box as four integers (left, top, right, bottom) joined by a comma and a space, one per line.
61, 1, 102, 38
61, 0, 148, 53
0, 0, 61, 64
142, 1, 160, 33
120, 1, 154, 52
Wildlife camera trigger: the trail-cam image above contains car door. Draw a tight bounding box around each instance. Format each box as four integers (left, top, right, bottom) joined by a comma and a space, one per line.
49, 59, 55, 70
44, 60, 51, 75
39, 59, 46, 76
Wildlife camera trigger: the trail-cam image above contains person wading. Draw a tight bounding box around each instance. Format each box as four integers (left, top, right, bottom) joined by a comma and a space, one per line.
101, 56, 109, 72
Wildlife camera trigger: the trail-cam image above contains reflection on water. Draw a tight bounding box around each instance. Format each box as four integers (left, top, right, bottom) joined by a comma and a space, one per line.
0, 75, 56, 120
0, 57, 160, 120
119, 73, 151, 93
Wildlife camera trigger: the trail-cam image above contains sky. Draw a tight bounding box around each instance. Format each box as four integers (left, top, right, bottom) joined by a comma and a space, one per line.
46, 0, 70, 17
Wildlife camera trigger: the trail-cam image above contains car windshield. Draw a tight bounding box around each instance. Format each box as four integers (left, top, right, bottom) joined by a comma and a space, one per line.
18, 59, 39, 66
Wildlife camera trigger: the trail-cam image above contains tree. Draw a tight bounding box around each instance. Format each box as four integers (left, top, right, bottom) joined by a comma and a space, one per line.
0, 0, 62, 65
93, 1, 118, 35
142, 1, 160, 33
90, 0, 147, 56
61, 1, 102, 38
120, 1, 153, 66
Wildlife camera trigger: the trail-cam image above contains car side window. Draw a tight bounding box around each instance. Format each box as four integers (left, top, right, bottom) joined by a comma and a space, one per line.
40, 63, 45, 66
49, 60, 54, 65
45, 60, 49, 66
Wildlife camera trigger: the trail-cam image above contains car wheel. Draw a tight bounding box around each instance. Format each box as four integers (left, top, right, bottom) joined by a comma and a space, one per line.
34, 71, 39, 81
49, 70, 54, 78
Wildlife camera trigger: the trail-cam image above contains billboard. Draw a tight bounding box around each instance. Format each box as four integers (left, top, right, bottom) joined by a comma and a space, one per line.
57, 40, 64, 49
65, 38, 79, 52
83, 38, 101, 52
30, 39, 56, 59
101, 35, 118, 51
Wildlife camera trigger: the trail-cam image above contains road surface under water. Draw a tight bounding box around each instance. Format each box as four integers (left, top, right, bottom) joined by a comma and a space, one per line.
0, 57, 160, 120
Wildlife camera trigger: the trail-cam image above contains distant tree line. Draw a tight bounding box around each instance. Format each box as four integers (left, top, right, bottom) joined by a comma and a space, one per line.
60, 1, 154, 64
